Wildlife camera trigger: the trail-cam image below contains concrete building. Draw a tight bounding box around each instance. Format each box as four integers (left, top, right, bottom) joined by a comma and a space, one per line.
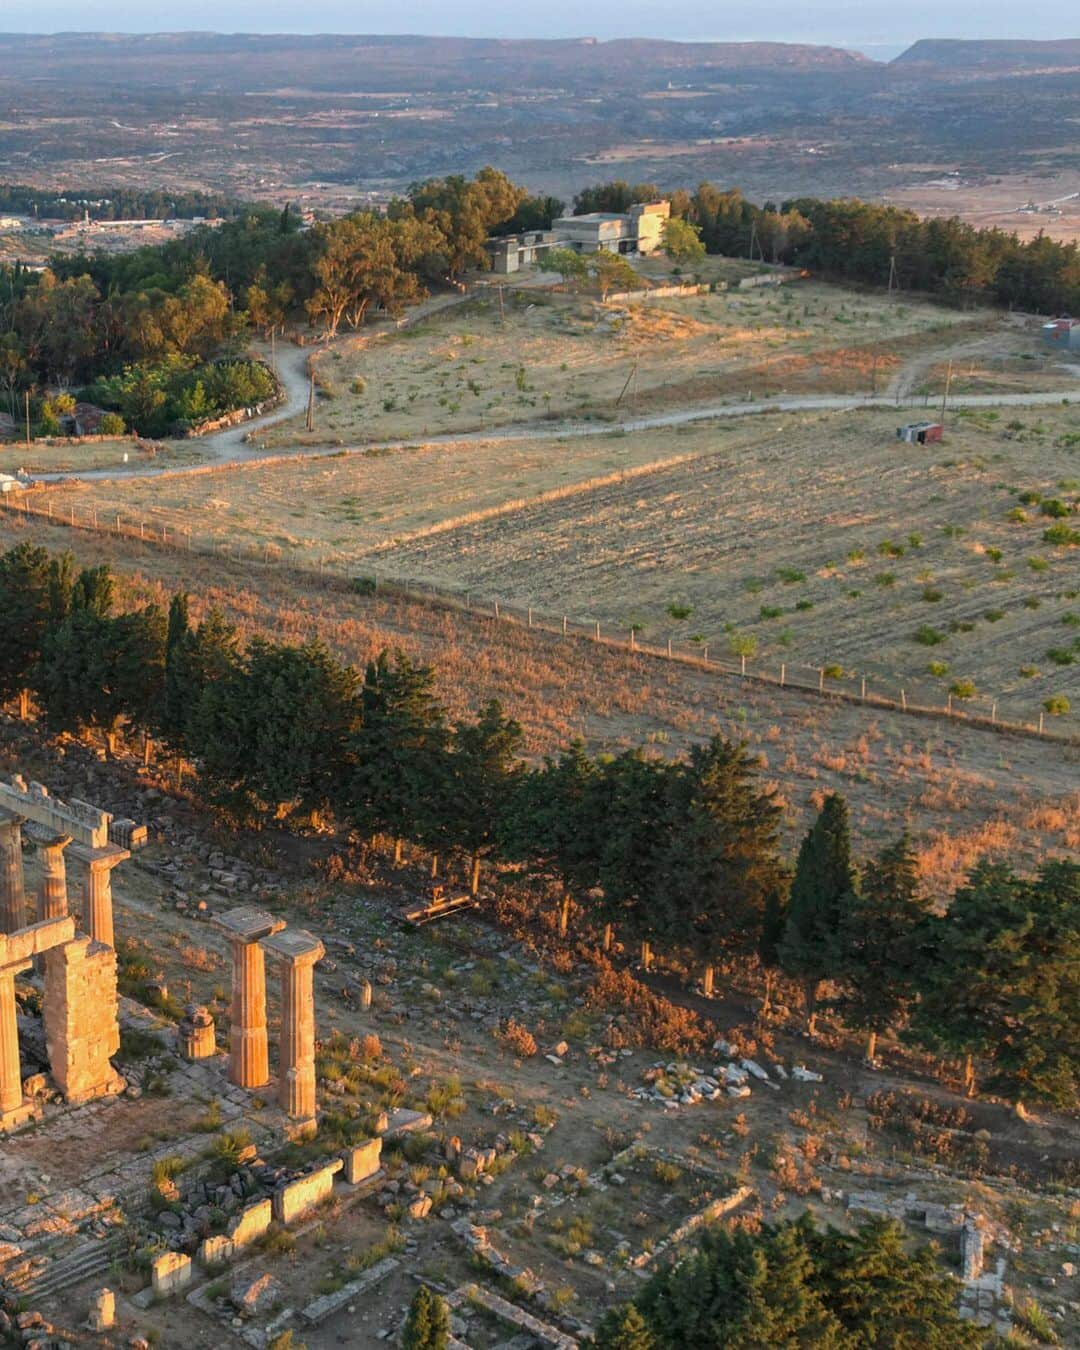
1041, 319, 1080, 353
488, 200, 671, 275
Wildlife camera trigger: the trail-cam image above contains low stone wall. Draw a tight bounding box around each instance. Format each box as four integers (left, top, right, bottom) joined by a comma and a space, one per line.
271, 1158, 342, 1225
299, 1256, 399, 1326
198, 1198, 272, 1267
151, 1251, 192, 1296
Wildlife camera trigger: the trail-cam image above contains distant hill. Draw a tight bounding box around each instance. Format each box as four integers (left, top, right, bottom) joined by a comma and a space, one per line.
0, 32, 873, 93
893, 38, 1080, 71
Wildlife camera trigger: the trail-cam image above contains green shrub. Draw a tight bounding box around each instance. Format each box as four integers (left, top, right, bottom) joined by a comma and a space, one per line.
1039, 498, 1070, 518
949, 679, 976, 700
1043, 524, 1080, 546
351, 576, 377, 596
1044, 694, 1071, 716
914, 625, 946, 646
874, 572, 896, 587
666, 603, 693, 620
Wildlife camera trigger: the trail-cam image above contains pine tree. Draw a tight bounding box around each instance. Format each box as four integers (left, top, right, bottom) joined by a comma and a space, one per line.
656, 736, 785, 996
349, 651, 450, 862
437, 699, 523, 894
834, 831, 928, 1062
908, 860, 1080, 1109
499, 740, 603, 936
0, 542, 61, 719
401, 1285, 450, 1350
591, 751, 674, 961
189, 638, 360, 819
593, 1304, 655, 1350
779, 793, 855, 1035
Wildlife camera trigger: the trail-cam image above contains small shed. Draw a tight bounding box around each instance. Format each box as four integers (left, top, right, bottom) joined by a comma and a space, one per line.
897, 421, 944, 445
0, 472, 22, 494
1041, 319, 1080, 352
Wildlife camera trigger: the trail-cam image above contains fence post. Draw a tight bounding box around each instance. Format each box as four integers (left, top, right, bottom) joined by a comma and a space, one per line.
991, 701, 997, 723
595, 621, 600, 640
494, 600, 500, 619
528, 607, 533, 628
947, 693, 953, 714
703, 645, 708, 663
818, 668, 824, 693
741, 654, 746, 675
667, 638, 672, 657
900, 688, 906, 710
563, 616, 567, 636
629, 629, 635, 650
780, 663, 785, 686
1039, 712, 1044, 734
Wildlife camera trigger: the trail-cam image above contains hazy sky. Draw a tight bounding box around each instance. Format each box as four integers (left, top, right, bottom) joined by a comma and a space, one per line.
0, 0, 1074, 50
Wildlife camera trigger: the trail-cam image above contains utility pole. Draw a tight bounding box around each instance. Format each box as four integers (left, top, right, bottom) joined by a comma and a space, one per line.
940, 359, 954, 425
270, 328, 277, 374
497, 285, 506, 328
887, 254, 898, 298
306, 373, 316, 433
24, 389, 30, 447
615, 359, 639, 408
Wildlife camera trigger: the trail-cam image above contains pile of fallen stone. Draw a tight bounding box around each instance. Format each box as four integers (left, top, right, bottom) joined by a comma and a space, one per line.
632, 1042, 823, 1107
147, 1147, 314, 1252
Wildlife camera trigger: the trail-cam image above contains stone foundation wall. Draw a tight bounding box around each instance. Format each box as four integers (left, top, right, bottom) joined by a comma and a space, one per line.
43, 938, 122, 1103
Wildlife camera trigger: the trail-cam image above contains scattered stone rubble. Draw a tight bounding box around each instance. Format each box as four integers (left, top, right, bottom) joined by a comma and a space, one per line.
632, 1044, 816, 1107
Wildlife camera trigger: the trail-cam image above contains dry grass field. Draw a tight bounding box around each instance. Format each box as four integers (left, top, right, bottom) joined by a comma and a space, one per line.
38, 401, 1080, 728
0, 438, 198, 476
0, 510, 1076, 902
259, 279, 1001, 449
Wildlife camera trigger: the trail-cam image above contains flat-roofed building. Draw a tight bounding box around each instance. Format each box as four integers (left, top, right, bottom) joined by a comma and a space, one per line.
488, 200, 671, 274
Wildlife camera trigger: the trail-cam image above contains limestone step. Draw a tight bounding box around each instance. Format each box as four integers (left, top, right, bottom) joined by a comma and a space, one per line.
14, 1236, 123, 1299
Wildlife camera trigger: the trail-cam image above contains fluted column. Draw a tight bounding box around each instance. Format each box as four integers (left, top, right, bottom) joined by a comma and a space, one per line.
213, 908, 285, 1090
0, 816, 25, 935
79, 854, 126, 949
35, 832, 71, 924
262, 929, 324, 1122
0, 967, 23, 1116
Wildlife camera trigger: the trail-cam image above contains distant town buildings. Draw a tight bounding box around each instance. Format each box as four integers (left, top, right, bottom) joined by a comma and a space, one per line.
487, 200, 671, 274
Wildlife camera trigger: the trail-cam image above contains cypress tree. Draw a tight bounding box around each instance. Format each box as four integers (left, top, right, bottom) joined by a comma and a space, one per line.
834, 831, 928, 1062
401, 1285, 450, 1350
779, 793, 855, 1035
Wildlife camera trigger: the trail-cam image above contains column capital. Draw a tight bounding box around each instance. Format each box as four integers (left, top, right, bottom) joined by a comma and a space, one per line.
24, 826, 72, 851
214, 907, 285, 944
260, 928, 325, 968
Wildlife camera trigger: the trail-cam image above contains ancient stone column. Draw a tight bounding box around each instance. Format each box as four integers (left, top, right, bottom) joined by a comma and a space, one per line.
214, 908, 285, 1090
33, 830, 72, 924
0, 814, 25, 935
0, 964, 25, 1117
76, 852, 127, 949
261, 929, 324, 1123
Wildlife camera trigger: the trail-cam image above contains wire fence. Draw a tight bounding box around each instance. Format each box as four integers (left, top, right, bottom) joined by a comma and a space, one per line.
1, 489, 1076, 748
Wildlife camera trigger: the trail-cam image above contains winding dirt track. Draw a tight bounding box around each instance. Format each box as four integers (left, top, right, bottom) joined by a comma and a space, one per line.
30, 317, 1080, 487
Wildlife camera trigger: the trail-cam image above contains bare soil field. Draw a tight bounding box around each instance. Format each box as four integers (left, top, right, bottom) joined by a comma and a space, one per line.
260, 280, 1000, 449
0, 512, 1076, 899
888, 170, 1080, 244
38, 399, 1080, 730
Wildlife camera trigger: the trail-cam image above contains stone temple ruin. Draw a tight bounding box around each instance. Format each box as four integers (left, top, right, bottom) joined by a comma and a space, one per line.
1, 777, 325, 1143
0, 776, 132, 1131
